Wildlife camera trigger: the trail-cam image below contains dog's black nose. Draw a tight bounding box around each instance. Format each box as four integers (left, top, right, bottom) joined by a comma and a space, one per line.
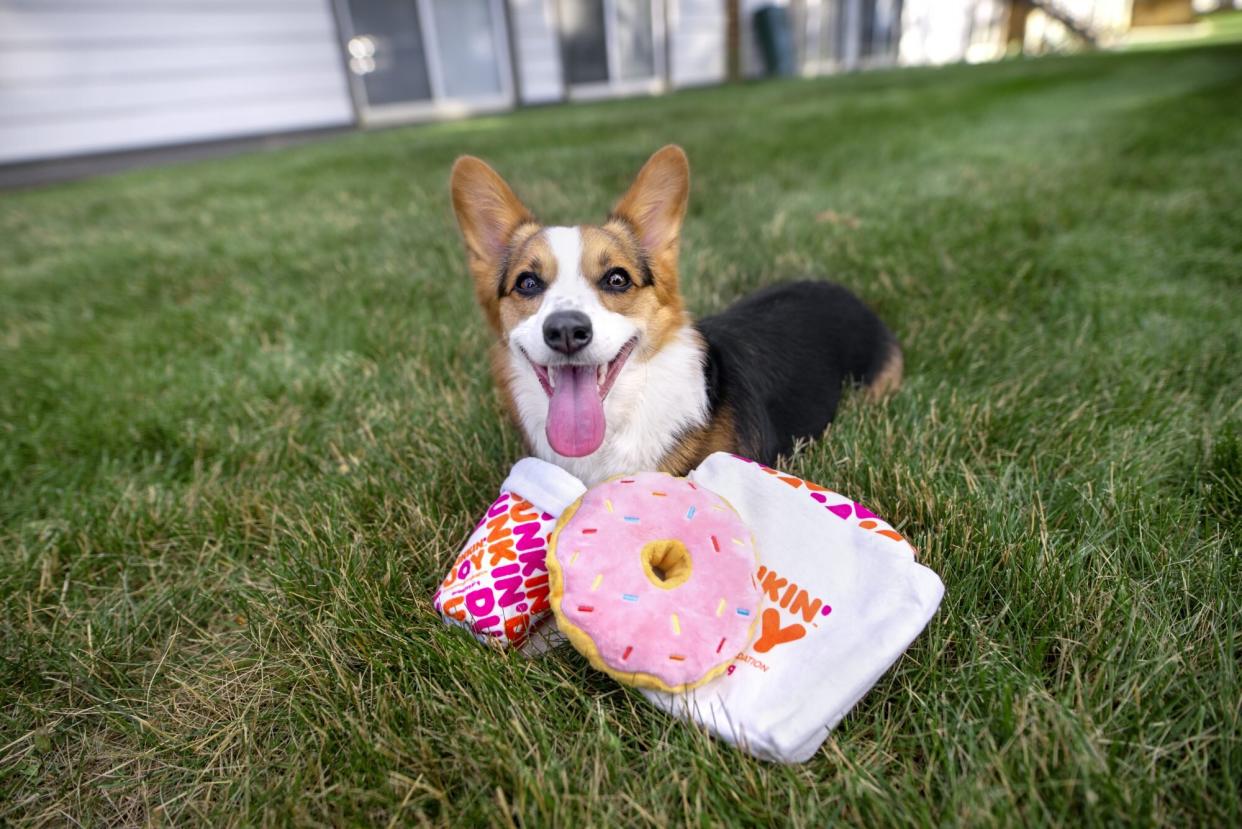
543, 310, 593, 356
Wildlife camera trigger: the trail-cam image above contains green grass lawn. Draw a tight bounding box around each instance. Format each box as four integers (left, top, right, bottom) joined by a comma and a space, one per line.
2, 39, 1240, 826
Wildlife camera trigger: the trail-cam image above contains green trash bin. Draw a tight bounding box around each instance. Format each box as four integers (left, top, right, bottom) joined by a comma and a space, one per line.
753, 5, 796, 77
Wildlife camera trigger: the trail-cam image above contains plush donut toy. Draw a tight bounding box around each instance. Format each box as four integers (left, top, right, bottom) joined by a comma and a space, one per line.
547, 471, 762, 692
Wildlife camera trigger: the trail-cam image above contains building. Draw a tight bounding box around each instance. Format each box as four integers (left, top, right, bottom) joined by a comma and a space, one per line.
2, 1, 1215, 171
0, 0, 731, 167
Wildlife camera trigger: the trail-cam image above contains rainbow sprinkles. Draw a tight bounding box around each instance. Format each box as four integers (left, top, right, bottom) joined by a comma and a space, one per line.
546, 471, 762, 693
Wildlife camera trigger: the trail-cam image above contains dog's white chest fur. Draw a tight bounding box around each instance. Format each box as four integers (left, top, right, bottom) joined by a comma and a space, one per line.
505, 326, 710, 486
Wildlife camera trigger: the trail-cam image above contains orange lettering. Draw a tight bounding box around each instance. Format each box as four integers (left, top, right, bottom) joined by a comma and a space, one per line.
504, 613, 530, 642
760, 571, 788, 603
441, 595, 466, 623
753, 608, 806, 653
526, 582, 550, 616
789, 589, 823, 623
508, 499, 539, 525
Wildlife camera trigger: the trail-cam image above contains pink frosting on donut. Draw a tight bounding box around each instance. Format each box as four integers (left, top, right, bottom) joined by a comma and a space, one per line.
551, 471, 761, 690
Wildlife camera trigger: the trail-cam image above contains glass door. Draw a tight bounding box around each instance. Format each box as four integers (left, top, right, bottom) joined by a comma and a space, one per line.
614, 0, 656, 81
339, 0, 433, 107
801, 0, 844, 75
557, 0, 663, 99
336, 0, 514, 124
428, 0, 506, 100
560, 0, 610, 85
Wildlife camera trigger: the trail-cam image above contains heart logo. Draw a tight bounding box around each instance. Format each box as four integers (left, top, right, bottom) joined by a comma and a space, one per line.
826, 503, 852, 520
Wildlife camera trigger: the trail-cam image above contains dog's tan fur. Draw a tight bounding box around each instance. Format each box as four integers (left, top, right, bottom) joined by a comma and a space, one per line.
452, 148, 698, 449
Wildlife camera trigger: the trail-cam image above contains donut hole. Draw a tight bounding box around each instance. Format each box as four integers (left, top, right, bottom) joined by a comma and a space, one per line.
641, 539, 693, 590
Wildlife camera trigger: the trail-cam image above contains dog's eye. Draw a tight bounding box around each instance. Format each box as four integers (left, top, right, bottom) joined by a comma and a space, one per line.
514, 272, 544, 297
601, 268, 632, 292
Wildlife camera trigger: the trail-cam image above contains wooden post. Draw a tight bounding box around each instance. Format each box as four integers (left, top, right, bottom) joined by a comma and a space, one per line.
726, 0, 741, 82
1006, 0, 1032, 52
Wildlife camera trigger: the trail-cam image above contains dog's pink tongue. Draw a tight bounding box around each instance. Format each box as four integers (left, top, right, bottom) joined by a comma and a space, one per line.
546, 365, 605, 457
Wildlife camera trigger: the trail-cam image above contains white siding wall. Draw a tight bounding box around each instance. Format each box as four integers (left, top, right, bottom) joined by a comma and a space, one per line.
900, 0, 1003, 65
668, 0, 726, 87
508, 0, 565, 104
0, 0, 355, 164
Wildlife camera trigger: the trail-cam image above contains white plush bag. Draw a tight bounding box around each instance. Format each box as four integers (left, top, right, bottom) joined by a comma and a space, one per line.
642, 453, 944, 763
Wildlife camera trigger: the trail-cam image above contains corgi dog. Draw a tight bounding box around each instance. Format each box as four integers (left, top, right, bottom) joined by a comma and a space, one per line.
449, 145, 901, 487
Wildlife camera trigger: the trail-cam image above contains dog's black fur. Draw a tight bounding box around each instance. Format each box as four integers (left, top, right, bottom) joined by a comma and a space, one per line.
696, 281, 898, 463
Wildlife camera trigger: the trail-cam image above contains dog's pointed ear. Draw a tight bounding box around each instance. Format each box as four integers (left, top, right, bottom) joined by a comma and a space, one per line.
450, 156, 535, 271
611, 145, 689, 256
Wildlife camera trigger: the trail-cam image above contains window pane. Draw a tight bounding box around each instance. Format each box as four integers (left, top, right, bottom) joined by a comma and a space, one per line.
834, 0, 850, 60
344, 0, 432, 106
431, 0, 504, 99
559, 0, 609, 85
615, 0, 655, 80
